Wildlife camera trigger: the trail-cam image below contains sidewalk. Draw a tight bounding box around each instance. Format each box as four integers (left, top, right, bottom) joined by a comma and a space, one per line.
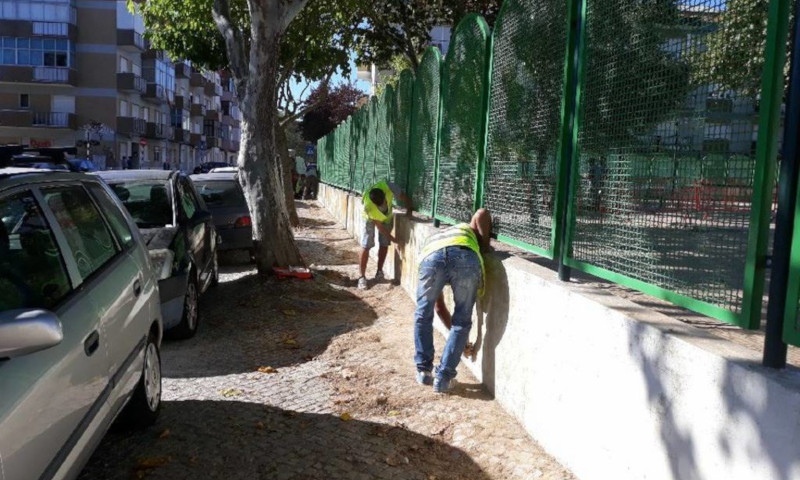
79, 200, 575, 480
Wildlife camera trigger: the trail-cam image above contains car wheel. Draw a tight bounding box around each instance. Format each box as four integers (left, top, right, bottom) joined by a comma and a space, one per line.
211, 252, 219, 287
172, 277, 199, 339
118, 332, 161, 428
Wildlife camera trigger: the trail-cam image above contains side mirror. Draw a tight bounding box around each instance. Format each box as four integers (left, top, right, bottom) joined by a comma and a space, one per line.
191, 209, 212, 226
0, 309, 63, 359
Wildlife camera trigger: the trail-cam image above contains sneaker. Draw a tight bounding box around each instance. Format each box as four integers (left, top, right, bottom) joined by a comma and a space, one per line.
416, 370, 433, 386
374, 270, 385, 282
357, 276, 368, 290
433, 377, 456, 394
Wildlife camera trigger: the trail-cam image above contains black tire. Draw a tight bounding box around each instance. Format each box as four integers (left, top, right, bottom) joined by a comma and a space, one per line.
118, 332, 161, 429
248, 248, 256, 264
171, 275, 199, 339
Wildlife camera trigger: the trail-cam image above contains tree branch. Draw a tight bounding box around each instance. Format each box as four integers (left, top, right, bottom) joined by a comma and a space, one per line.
212, 0, 247, 87
278, 69, 334, 128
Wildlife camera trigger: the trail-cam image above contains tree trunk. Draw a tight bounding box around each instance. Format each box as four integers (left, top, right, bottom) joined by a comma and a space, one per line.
275, 124, 300, 227
236, 29, 303, 272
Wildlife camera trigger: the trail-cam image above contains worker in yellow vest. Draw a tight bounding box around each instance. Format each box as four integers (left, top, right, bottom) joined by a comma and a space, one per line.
414, 208, 491, 393
358, 180, 412, 290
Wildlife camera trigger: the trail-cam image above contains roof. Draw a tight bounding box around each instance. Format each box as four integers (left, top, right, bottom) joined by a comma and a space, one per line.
0, 168, 98, 191
95, 169, 177, 183
190, 172, 238, 182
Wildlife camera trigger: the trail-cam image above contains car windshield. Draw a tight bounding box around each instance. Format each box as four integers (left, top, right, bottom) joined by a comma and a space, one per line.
110, 181, 174, 228
193, 180, 245, 208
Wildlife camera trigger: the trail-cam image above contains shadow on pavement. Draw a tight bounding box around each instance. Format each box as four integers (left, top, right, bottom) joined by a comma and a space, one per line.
79, 400, 492, 480
161, 264, 377, 379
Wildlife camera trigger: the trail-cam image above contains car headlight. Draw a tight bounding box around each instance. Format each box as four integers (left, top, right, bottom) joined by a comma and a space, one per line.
149, 248, 175, 280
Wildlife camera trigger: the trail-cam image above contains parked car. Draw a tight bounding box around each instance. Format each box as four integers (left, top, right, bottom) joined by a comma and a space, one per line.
67, 158, 99, 172
96, 170, 218, 339
190, 172, 253, 261
208, 166, 238, 173
194, 162, 231, 174
0, 167, 163, 480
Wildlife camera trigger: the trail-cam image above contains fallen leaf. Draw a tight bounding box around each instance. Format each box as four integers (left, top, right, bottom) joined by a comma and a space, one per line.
387, 410, 401, 417
255, 422, 264, 430
256, 366, 278, 374
340, 412, 353, 421
220, 388, 242, 398
282, 309, 297, 316
158, 429, 170, 439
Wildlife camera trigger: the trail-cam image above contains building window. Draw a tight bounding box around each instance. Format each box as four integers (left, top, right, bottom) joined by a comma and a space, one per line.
19, 94, 29, 108
0, 36, 73, 67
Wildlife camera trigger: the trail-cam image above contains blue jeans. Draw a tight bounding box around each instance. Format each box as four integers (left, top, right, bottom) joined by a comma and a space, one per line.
414, 246, 481, 381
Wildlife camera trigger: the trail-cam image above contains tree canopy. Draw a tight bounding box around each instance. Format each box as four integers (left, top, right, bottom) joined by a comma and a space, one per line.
300, 83, 364, 141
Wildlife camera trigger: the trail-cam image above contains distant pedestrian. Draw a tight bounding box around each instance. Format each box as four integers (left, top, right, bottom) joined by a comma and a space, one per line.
414, 209, 491, 393
358, 180, 412, 290
303, 159, 319, 200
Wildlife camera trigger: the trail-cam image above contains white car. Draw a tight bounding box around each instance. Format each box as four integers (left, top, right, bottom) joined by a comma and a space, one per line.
0, 168, 163, 480
208, 166, 238, 173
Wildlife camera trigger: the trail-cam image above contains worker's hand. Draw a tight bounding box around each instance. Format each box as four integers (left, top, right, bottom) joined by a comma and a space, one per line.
464, 342, 476, 358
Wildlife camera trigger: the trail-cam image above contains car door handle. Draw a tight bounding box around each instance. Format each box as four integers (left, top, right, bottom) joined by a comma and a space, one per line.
133, 278, 142, 297
84, 330, 100, 357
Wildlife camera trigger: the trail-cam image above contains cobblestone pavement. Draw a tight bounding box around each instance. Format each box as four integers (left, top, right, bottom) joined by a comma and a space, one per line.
79, 201, 576, 480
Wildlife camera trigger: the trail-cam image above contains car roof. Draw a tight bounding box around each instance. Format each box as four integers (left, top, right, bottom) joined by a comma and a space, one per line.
95, 169, 178, 183
191, 172, 238, 182
0, 167, 100, 191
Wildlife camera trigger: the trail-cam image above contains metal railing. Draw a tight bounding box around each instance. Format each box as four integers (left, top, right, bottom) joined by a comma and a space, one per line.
32, 112, 72, 127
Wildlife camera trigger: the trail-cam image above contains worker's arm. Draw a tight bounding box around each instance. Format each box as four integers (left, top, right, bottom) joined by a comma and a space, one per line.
435, 294, 451, 329
374, 220, 396, 244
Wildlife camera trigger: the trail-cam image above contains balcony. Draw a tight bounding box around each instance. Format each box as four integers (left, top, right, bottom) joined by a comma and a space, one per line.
190, 103, 206, 117
33, 22, 73, 38
190, 133, 205, 147
205, 109, 220, 121
142, 48, 166, 61
221, 114, 234, 126
174, 128, 192, 144
175, 62, 192, 79
190, 72, 206, 88
32, 112, 76, 129
117, 72, 147, 94
205, 136, 220, 149
204, 81, 222, 97
174, 95, 187, 110
117, 29, 145, 51
146, 122, 173, 140
0, 109, 33, 127
117, 116, 147, 136
143, 83, 166, 103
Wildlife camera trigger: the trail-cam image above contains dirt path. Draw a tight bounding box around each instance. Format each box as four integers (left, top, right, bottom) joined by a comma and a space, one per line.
78, 200, 575, 480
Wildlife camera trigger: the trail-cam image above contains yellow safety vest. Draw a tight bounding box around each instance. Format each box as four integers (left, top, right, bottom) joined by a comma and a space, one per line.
420, 223, 485, 296
362, 181, 394, 223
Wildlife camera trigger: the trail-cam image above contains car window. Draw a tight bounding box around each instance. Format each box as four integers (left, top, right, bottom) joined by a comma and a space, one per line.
87, 183, 135, 249
110, 181, 173, 228
43, 186, 118, 281
193, 180, 245, 208
0, 191, 71, 311
177, 178, 198, 220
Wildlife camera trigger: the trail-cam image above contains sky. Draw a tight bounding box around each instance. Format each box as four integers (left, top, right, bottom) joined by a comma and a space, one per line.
289, 54, 372, 104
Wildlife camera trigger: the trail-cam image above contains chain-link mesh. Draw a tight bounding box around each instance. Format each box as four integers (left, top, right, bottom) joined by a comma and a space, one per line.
392, 70, 415, 194
375, 88, 393, 185
408, 48, 443, 216
568, 0, 770, 315
483, 0, 567, 255
435, 15, 490, 223
351, 110, 364, 194
364, 98, 379, 188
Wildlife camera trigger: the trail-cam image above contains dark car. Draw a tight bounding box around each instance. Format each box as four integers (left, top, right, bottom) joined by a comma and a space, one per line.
96, 170, 218, 339
191, 172, 254, 260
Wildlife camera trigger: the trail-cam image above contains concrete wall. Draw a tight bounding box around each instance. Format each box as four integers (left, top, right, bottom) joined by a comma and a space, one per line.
318, 183, 800, 480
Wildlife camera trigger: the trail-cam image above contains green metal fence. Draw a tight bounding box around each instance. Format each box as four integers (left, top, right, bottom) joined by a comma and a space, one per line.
318, 0, 792, 337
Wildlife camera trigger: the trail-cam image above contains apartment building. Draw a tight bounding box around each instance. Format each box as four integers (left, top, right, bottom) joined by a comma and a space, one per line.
0, 0, 241, 170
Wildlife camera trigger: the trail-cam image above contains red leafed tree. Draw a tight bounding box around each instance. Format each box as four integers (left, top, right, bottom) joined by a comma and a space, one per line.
300, 83, 364, 142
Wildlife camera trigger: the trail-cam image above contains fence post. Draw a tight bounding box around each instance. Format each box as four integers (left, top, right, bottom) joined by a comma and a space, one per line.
473, 21, 494, 212
741, 0, 793, 329
556, 0, 587, 282
403, 72, 415, 210
431, 61, 445, 227
763, 0, 800, 368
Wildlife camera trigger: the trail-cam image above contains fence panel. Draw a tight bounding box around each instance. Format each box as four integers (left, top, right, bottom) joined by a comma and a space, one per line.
434, 14, 491, 224
392, 70, 415, 194
482, 0, 570, 258
352, 110, 364, 194
375, 86, 394, 185
564, 0, 787, 328
408, 48, 443, 216
365, 97, 379, 188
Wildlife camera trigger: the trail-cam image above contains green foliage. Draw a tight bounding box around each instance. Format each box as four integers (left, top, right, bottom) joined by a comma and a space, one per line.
689, 0, 790, 98
132, 0, 358, 81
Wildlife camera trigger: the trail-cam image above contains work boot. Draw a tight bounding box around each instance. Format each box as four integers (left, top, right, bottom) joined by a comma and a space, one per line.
416, 370, 433, 386
357, 276, 368, 290
433, 377, 456, 394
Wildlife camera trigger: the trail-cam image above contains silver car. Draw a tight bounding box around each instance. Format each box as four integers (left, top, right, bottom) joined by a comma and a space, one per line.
0, 168, 163, 480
